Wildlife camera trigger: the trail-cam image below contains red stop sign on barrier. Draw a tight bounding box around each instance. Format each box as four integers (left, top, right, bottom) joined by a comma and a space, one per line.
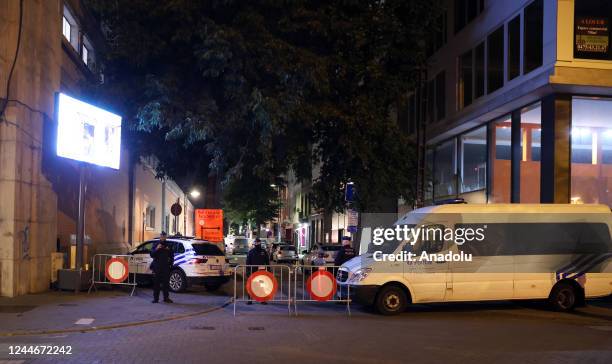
105, 257, 129, 283
246, 270, 278, 302
306, 269, 337, 301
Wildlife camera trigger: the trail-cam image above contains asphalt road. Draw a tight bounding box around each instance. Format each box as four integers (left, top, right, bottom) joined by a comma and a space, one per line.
0, 283, 610, 364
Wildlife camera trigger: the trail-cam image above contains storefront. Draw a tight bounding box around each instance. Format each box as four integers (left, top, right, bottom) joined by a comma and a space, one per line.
426, 96, 612, 207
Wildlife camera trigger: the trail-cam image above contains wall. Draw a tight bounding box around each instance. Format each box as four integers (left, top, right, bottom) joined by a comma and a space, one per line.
0, 0, 62, 297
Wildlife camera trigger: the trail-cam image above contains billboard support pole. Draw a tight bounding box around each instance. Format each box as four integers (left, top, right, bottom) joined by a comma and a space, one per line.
76, 164, 87, 271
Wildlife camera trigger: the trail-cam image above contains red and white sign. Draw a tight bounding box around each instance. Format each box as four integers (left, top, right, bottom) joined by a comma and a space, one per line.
105, 257, 129, 283
306, 268, 337, 301
246, 270, 278, 302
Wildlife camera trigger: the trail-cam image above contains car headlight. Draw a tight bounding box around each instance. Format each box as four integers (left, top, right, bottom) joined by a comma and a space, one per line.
349, 267, 372, 282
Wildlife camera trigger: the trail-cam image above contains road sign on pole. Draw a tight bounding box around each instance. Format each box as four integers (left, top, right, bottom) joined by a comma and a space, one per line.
195, 209, 223, 242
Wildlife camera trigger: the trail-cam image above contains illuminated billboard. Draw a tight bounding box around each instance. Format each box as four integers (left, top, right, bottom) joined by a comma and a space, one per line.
56, 93, 122, 169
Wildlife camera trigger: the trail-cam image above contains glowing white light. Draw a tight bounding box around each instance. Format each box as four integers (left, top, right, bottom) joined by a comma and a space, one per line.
571, 127, 590, 138
56, 93, 122, 169
190, 189, 201, 198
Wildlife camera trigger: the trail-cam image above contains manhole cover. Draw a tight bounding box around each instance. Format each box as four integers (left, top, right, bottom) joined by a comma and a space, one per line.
190, 326, 216, 330
58, 303, 78, 307
0, 305, 37, 313
248, 327, 265, 331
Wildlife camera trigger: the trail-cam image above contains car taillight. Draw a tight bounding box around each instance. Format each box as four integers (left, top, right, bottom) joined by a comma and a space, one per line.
189, 258, 208, 264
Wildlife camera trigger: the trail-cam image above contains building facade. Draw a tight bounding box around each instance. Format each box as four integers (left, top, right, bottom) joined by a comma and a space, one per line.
404, 0, 612, 209
0, 0, 194, 297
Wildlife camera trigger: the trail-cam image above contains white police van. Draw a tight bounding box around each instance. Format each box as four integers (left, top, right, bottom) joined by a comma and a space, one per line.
129, 236, 232, 292
337, 203, 612, 315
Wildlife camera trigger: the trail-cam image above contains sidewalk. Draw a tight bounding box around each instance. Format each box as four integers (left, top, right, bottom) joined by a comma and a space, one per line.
0, 286, 231, 336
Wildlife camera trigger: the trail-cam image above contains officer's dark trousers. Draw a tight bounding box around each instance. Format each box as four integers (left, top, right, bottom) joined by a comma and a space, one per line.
153, 270, 170, 301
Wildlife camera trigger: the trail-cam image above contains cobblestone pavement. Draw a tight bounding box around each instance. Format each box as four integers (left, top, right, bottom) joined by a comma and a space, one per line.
0, 290, 610, 364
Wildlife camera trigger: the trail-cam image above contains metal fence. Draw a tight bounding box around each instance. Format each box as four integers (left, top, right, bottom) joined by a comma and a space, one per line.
88, 254, 137, 296
293, 265, 351, 316
233, 265, 292, 316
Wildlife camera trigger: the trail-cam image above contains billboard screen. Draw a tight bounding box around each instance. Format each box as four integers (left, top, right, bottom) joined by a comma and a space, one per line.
56, 93, 122, 169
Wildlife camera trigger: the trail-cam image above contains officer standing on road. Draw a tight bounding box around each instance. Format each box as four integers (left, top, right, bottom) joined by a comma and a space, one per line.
246, 237, 270, 305
334, 236, 356, 266
150, 232, 174, 304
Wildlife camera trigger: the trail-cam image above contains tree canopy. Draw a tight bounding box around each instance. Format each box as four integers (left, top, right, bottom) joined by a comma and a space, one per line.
89, 0, 441, 223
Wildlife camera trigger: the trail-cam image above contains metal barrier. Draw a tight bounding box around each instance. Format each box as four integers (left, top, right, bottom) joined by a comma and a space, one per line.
293, 265, 351, 316
88, 254, 137, 296
233, 265, 292, 316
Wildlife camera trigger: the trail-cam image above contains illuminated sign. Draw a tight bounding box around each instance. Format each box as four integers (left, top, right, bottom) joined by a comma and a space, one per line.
56, 93, 122, 169
195, 209, 224, 242
575, 16, 610, 59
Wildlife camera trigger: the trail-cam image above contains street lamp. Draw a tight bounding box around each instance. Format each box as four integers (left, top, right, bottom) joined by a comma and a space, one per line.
184, 188, 200, 236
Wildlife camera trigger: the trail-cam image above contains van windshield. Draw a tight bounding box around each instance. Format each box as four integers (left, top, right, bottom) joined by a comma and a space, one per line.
234, 239, 248, 246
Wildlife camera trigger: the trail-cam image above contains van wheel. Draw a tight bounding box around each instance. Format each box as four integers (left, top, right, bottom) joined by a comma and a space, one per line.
169, 270, 187, 293
375, 285, 408, 315
549, 282, 577, 312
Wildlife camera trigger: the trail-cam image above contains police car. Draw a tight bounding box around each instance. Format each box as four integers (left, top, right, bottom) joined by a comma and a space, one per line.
129, 235, 232, 292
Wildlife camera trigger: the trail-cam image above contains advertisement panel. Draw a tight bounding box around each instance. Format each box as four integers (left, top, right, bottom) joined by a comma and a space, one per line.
56, 93, 122, 169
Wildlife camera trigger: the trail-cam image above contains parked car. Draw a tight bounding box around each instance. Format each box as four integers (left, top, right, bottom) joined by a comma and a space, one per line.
231, 236, 251, 255
272, 244, 298, 263
128, 236, 231, 292
303, 244, 341, 265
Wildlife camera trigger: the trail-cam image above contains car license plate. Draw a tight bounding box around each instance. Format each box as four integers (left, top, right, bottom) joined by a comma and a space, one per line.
210, 265, 221, 270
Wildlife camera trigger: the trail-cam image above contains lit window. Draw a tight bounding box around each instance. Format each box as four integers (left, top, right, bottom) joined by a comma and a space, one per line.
62, 16, 71, 41
146, 206, 156, 229
82, 45, 89, 65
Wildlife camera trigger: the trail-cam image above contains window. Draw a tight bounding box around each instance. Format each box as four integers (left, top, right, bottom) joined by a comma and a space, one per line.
62, 16, 71, 41
434, 139, 457, 199
435, 71, 446, 121
487, 26, 504, 93
474, 42, 485, 99
460, 126, 487, 193
459, 50, 473, 108
507, 15, 521, 81
62, 5, 79, 51
427, 79, 435, 124
457, 223, 611, 255
524, 0, 543, 73
520, 103, 541, 203
145, 206, 156, 229
574, 0, 612, 60
490, 115, 512, 203
135, 241, 155, 253
571, 97, 612, 205
455, 0, 485, 33
428, 12, 448, 56
82, 45, 89, 65
192, 243, 224, 256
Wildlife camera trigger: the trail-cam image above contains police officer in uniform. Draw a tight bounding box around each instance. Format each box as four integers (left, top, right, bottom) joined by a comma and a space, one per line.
334, 236, 356, 266
150, 232, 174, 303
246, 237, 270, 305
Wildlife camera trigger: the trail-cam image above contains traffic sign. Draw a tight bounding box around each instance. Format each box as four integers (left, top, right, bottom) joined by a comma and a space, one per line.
195, 209, 223, 242
170, 203, 182, 216
306, 268, 337, 301
246, 270, 278, 302
105, 257, 129, 283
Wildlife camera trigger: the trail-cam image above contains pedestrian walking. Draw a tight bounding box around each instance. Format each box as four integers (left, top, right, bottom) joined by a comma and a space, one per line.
246, 237, 270, 305
150, 231, 174, 303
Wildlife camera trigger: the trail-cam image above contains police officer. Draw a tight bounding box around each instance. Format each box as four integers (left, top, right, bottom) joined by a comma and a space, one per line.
150, 232, 174, 303
246, 237, 270, 305
334, 236, 356, 266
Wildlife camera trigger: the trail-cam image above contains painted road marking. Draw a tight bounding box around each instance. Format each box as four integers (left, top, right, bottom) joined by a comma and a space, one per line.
75, 318, 95, 325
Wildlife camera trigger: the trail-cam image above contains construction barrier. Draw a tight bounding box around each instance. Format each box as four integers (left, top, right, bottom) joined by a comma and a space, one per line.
232, 264, 351, 316
294, 265, 351, 316
88, 254, 137, 296
233, 265, 292, 316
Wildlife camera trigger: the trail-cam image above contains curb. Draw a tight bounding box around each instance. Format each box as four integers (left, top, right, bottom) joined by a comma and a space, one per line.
0, 298, 232, 337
